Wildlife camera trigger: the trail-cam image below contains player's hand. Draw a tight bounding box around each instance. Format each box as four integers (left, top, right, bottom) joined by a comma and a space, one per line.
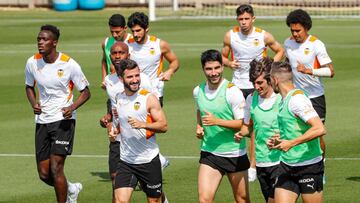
228, 60, 240, 70
272, 139, 293, 152
99, 114, 112, 128
128, 116, 145, 129
101, 81, 106, 90
234, 131, 244, 143
296, 61, 311, 75
62, 105, 74, 119
266, 133, 281, 149
108, 126, 119, 142
159, 71, 173, 81
196, 125, 204, 139
32, 102, 42, 115
201, 111, 218, 126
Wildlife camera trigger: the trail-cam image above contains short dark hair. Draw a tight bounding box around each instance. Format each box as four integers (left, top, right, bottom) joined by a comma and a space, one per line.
236, 4, 254, 16
108, 14, 126, 27
271, 61, 292, 75
127, 12, 149, 29
286, 9, 312, 30
40, 24, 60, 40
116, 59, 138, 77
201, 49, 222, 68
249, 57, 274, 84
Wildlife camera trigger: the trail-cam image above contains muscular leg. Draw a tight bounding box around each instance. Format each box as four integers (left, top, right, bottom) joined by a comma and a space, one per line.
114, 187, 133, 203
274, 188, 298, 203
50, 154, 67, 203
37, 159, 54, 186
301, 191, 323, 203
227, 170, 250, 203
147, 196, 162, 203
198, 164, 223, 203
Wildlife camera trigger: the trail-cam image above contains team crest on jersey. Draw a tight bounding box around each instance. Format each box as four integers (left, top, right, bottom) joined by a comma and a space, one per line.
254, 39, 260, 46
57, 69, 64, 77
134, 101, 141, 110
150, 47, 155, 55
304, 48, 310, 55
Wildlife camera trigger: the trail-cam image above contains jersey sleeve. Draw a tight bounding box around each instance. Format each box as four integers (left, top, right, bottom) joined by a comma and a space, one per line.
25, 58, 35, 86
288, 94, 319, 122
243, 94, 253, 125
70, 59, 89, 91
314, 40, 332, 66
226, 86, 245, 120
193, 86, 200, 110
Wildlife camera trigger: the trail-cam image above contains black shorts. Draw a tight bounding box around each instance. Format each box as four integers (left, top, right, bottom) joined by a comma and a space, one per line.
310, 95, 326, 122
256, 165, 279, 201
114, 155, 162, 198
240, 88, 254, 100
199, 151, 250, 175
35, 119, 75, 163
108, 141, 120, 174
275, 161, 324, 195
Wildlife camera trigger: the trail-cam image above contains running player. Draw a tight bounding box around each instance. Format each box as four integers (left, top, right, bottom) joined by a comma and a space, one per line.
235, 57, 281, 203
126, 12, 179, 106
110, 59, 168, 203
284, 9, 335, 167
194, 49, 249, 203
101, 14, 131, 89
25, 25, 91, 203
222, 4, 284, 180
269, 61, 326, 203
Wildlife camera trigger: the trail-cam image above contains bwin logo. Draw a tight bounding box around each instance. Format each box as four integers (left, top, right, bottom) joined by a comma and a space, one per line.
299, 178, 314, 183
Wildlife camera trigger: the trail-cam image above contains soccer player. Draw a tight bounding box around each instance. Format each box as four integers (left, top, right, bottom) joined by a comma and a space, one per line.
235, 57, 281, 203
268, 61, 326, 203
126, 12, 179, 106
194, 49, 249, 203
99, 42, 169, 202
222, 4, 284, 180
284, 9, 335, 163
110, 59, 168, 203
25, 25, 91, 203
101, 14, 131, 89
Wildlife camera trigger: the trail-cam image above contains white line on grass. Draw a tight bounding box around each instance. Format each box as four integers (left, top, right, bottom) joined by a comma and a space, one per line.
0, 153, 359, 160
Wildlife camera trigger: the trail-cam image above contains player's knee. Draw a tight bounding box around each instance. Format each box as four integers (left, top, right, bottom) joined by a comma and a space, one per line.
198, 195, 214, 203
114, 195, 130, 203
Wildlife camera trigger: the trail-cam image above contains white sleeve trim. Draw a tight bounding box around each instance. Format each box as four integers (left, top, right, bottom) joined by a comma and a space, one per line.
288, 94, 318, 122
226, 86, 245, 120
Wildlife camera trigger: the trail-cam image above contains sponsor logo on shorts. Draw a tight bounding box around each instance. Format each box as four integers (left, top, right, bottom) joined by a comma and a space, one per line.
299, 178, 314, 183
146, 183, 161, 189
307, 183, 315, 190
55, 140, 69, 145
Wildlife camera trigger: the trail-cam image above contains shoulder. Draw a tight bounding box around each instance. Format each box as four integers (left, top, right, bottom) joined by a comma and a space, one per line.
232, 26, 240, 33
105, 73, 119, 83
254, 27, 264, 33
193, 85, 200, 98
289, 90, 310, 106
127, 37, 136, 44
27, 53, 41, 64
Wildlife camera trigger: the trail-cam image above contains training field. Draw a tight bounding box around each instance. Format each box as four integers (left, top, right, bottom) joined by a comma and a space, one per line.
0, 9, 360, 202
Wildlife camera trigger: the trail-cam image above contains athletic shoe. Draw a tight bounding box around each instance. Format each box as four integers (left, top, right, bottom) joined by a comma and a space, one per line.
248, 167, 257, 182
161, 157, 170, 171
66, 182, 83, 203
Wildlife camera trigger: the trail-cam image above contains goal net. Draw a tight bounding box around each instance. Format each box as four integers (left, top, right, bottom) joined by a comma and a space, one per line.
149, 0, 360, 20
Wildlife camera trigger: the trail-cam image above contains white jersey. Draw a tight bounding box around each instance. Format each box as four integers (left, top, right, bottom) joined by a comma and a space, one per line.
244, 92, 278, 125
113, 89, 159, 164
127, 35, 165, 97
284, 35, 332, 98
25, 53, 89, 124
230, 26, 267, 89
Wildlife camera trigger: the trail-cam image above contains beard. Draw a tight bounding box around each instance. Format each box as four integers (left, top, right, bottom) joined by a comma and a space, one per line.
124, 81, 140, 93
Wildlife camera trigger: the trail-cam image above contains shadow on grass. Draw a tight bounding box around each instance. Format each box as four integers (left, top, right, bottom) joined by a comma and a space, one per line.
346, 177, 360, 182
90, 171, 111, 182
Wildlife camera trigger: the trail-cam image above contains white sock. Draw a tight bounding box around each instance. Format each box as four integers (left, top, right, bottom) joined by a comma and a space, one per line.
67, 181, 76, 193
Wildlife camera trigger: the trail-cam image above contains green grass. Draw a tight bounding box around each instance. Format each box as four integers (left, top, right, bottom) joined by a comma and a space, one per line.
0, 9, 360, 202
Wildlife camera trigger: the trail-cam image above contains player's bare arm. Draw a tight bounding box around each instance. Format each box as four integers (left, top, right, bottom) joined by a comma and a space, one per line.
201, 111, 243, 131
196, 110, 204, 139
62, 87, 91, 119
222, 31, 240, 69
264, 31, 284, 62
25, 85, 42, 115
128, 94, 167, 133
273, 116, 326, 152
159, 39, 179, 81
234, 123, 252, 142
297, 62, 335, 78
